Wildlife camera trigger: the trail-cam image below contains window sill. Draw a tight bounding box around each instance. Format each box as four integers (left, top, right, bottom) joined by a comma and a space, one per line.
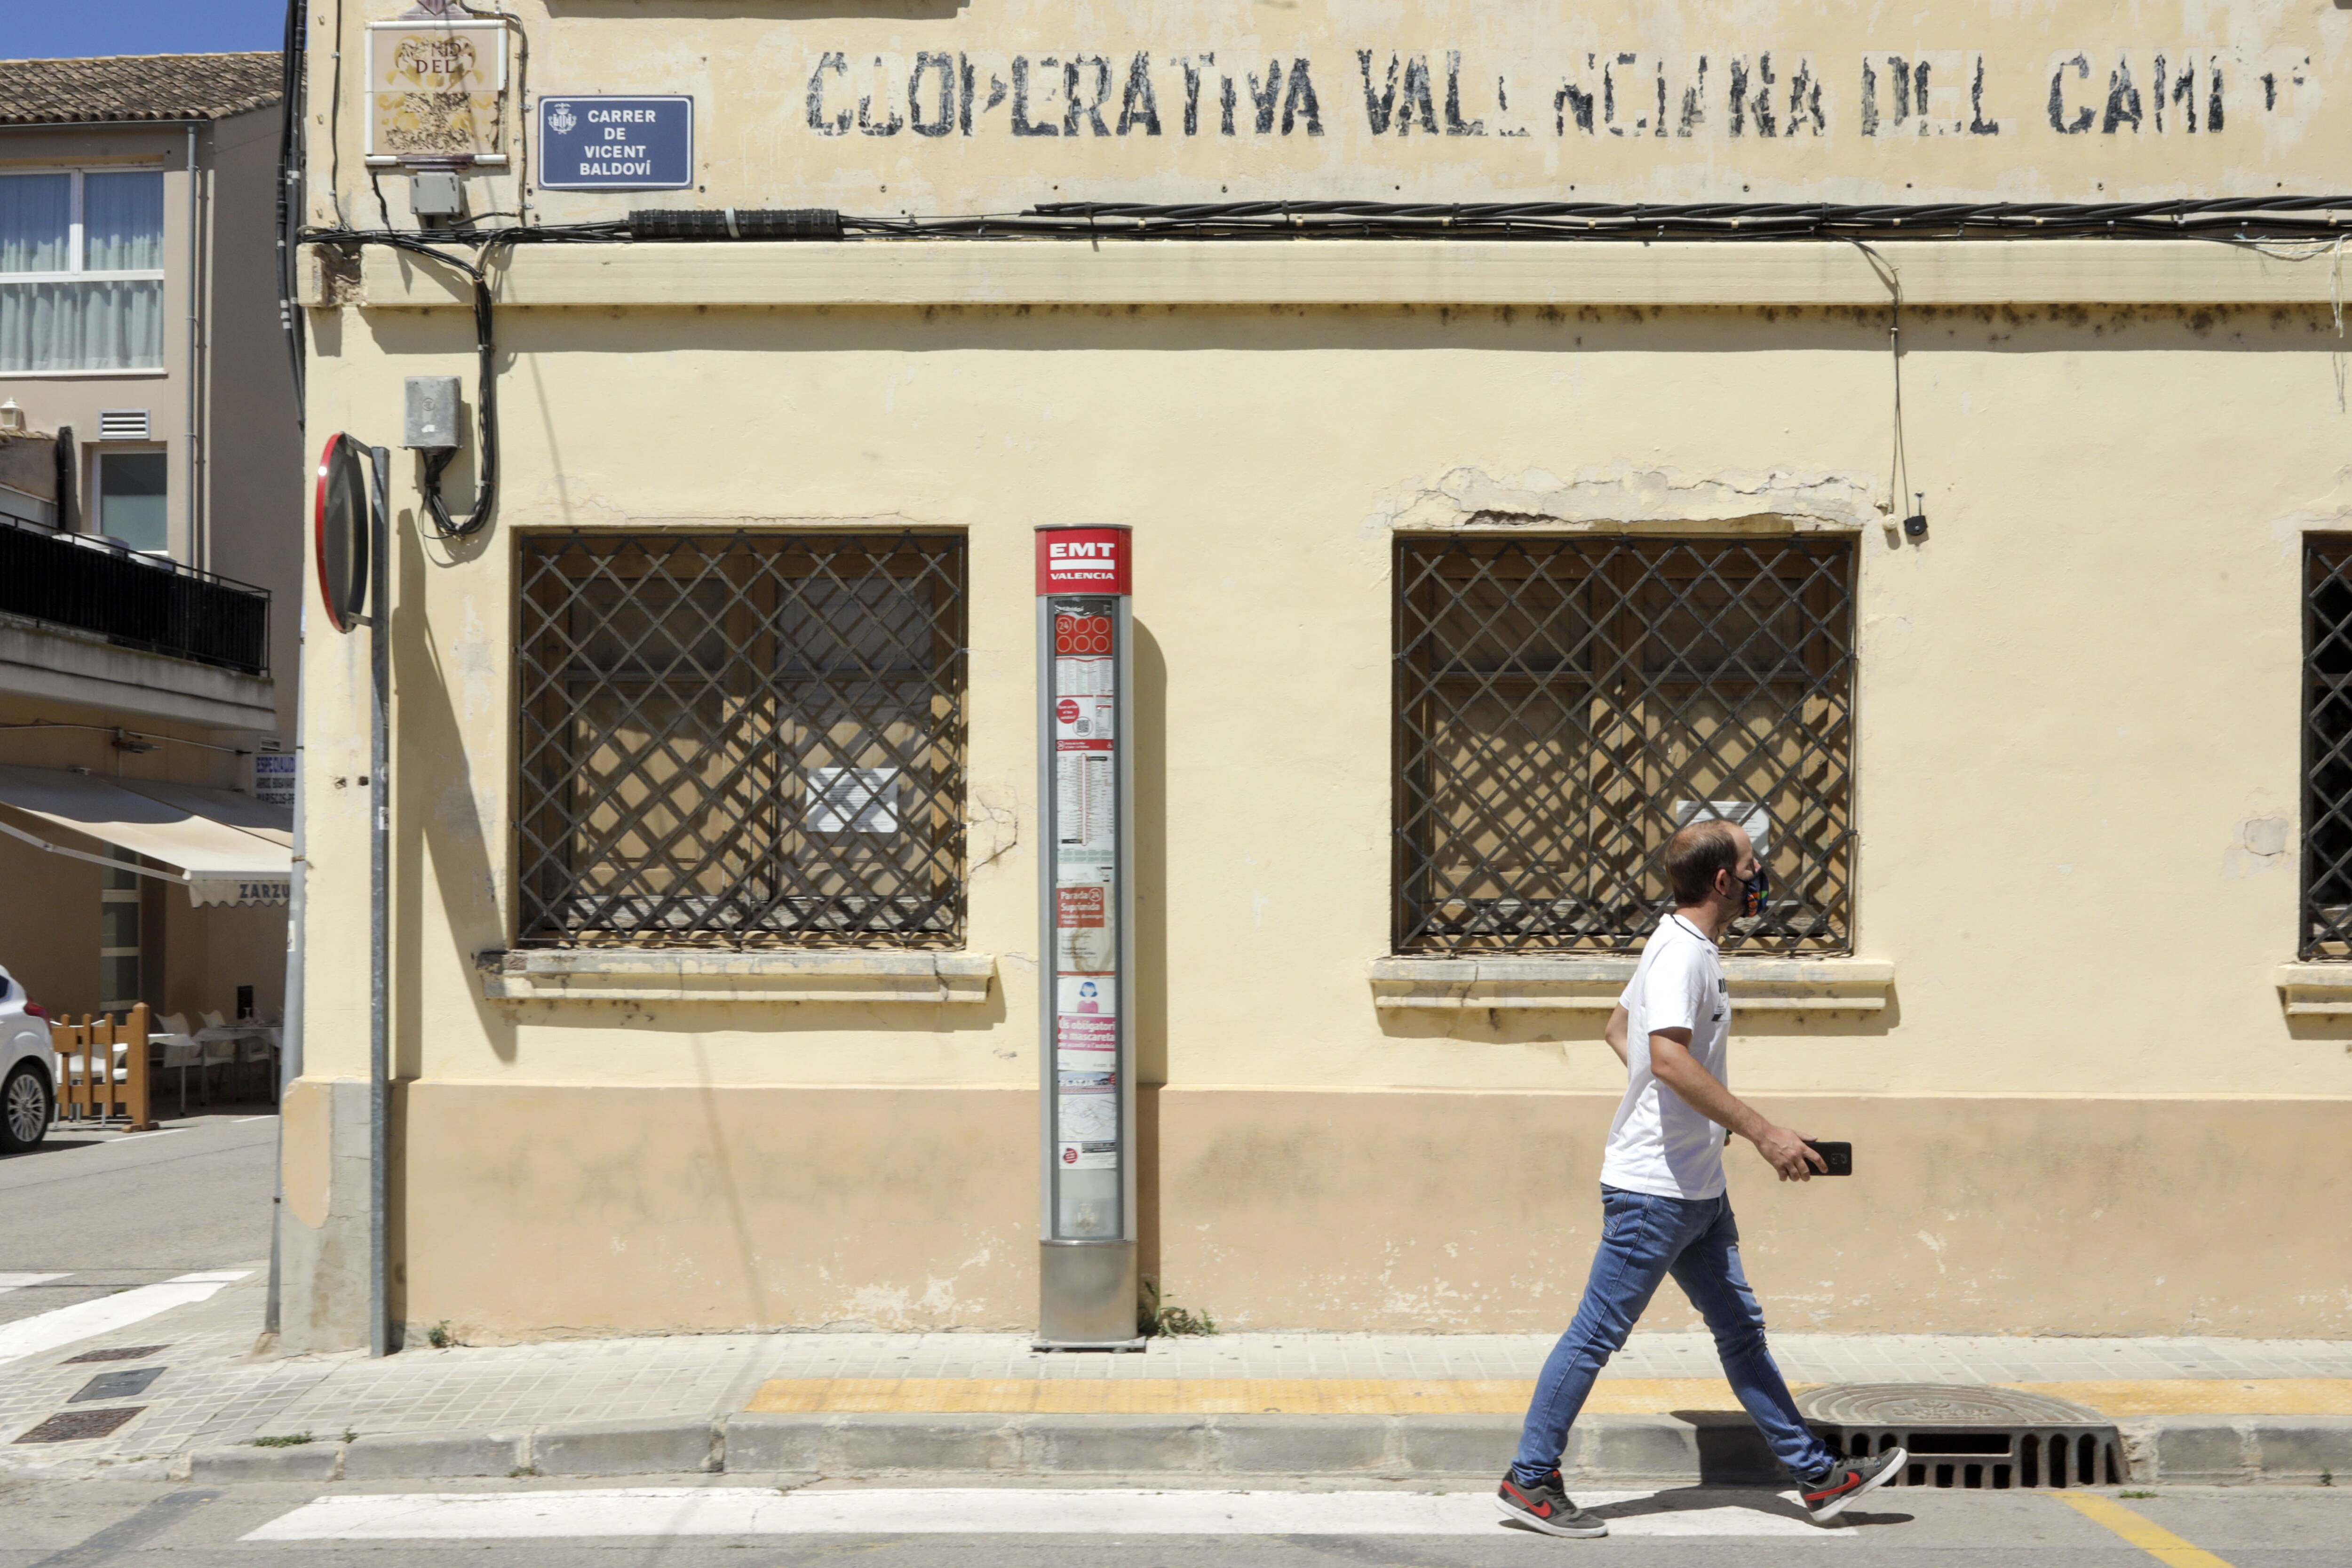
2272, 963, 2352, 1017
0, 367, 166, 379
477, 948, 995, 1004
1369, 955, 1896, 1012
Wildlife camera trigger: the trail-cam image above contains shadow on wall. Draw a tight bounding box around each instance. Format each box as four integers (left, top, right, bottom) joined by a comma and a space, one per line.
1372, 990, 1900, 1049
1132, 619, 1169, 1293
390, 504, 513, 1075
360, 302, 2352, 367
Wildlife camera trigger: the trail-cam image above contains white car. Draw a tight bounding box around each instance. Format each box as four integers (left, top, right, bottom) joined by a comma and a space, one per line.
0, 963, 54, 1152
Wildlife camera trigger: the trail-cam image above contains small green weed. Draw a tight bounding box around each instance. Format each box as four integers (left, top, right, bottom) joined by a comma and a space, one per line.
1138, 1279, 1218, 1338
507, 1465, 540, 1479
2322, 1467, 2335, 1487
252, 1433, 313, 1448
2119, 1489, 2157, 1499
425, 1320, 457, 1349
342, 1429, 358, 1444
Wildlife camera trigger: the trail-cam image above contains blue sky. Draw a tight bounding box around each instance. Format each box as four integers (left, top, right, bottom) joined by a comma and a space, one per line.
5, 1, 288, 61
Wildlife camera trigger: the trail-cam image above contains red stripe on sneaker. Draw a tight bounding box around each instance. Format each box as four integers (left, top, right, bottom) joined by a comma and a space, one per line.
1805, 1473, 1864, 1504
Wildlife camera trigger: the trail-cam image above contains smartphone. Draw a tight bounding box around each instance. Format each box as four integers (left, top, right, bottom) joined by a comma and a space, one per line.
1803, 1139, 1853, 1176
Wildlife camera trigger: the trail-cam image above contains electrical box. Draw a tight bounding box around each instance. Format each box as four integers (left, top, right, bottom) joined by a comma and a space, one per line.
408, 172, 465, 224
403, 377, 463, 451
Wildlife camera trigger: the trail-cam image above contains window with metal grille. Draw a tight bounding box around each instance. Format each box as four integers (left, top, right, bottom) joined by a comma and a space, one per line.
1394, 533, 1856, 955
2302, 539, 2352, 956
515, 532, 967, 947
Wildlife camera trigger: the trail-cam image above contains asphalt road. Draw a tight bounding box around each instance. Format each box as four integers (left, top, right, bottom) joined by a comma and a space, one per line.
0, 1477, 2344, 1568
0, 1108, 277, 1326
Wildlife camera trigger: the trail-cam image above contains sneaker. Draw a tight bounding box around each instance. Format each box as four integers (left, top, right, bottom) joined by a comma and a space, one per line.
1802, 1446, 1908, 1523
1494, 1470, 1609, 1538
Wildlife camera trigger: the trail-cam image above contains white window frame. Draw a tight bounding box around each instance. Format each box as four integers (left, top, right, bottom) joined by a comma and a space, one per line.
100, 849, 143, 1014
0, 165, 168, 380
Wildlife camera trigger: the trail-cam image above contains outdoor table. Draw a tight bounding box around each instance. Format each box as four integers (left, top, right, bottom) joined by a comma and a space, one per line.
195, 1024, 282, 1105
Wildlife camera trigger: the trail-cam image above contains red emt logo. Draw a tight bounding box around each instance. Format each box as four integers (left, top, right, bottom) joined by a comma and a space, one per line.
1036, 527, 1130, 595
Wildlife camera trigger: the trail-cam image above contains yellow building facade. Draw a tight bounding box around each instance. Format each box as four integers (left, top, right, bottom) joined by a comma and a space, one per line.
282, 1, 2352, 1348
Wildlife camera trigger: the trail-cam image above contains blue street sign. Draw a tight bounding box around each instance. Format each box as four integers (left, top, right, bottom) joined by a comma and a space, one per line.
536, 95, 693, 190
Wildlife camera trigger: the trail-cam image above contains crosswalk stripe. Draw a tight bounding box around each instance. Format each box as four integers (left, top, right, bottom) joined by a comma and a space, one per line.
0, 1271, 249, 1368
242, 1487, 1855, 1541
0, 1273, 67, 1293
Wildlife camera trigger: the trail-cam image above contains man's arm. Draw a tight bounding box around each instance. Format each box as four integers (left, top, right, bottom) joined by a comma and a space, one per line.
1603, 1005, 1630, 1067
1645, 1028, 1827, 1182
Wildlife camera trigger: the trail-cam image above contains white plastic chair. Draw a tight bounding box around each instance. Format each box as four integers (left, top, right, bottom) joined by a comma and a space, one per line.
151, 1012, 201, 1116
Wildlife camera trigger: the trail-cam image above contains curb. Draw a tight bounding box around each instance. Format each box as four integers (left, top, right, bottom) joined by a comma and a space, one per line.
171, 1412, 2352, 1486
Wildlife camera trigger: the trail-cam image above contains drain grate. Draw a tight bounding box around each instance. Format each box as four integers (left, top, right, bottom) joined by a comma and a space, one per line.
70, 1367, 163, 1403
62, 1344, 169, 1364
1797, 1384, 2124, 1490
12, 1407, 145, 1444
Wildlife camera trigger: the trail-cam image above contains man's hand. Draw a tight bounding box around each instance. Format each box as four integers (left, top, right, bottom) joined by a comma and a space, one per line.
1645, 1030, 1829, 1184
1750, 1124, 1829, 1183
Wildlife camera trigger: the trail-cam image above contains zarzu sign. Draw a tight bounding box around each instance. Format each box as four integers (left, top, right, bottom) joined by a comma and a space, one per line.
751, 2, 2352, 205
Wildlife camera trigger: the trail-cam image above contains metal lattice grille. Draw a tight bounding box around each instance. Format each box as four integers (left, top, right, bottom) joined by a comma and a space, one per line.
2303, 539, 2352, 955
1394, 534, 1856, 954
516, 532, 967, 947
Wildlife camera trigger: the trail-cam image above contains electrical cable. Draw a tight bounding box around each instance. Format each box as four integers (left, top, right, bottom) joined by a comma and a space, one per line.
995, 195, 2352, 242
300, 226, 546, 538
274, 0, 306, 414
295, 190, 2352, 547
455, 0, 532, 223
325, 0, 348, 228
1843, 238, 1914, 530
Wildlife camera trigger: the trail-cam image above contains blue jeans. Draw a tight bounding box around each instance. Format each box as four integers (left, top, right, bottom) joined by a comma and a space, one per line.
1510, 1186, 1835, 1487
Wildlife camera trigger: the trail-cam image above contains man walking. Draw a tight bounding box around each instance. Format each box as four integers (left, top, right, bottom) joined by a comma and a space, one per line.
1494, 820, 1905, 1536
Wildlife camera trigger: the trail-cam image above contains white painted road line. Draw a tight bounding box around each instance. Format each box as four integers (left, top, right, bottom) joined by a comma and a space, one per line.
243, 1488, 1849, 1542
0, 1270, 251, 1367
0, 1273, 67, 1292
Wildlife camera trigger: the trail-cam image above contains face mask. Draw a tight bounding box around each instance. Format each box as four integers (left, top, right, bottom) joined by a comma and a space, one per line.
1740, 865, 1769, 918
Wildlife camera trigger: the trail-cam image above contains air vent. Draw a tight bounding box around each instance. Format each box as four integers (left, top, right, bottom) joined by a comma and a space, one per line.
97, 409, 150, 441
1797, 1384, 2126, 1490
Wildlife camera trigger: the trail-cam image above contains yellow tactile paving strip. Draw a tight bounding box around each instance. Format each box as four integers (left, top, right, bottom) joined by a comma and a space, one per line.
2019, 1379, 2352, 1416
745, 1377, 2352, 1418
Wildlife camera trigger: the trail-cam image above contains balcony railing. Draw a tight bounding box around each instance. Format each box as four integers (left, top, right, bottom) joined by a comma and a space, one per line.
0, 509, 271, 676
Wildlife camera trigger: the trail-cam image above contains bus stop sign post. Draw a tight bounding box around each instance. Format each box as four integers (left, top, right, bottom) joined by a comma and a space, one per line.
312, 432, 396, 1359
1035, 525, 1142, 1350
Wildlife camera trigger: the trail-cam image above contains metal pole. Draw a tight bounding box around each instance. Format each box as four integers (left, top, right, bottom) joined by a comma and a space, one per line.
183, 124, 203, 572
265, 602, 308, 1337
367, 445, 391, 1358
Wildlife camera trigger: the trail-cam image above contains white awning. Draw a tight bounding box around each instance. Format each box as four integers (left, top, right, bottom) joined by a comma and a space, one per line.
0, 764, 292, 906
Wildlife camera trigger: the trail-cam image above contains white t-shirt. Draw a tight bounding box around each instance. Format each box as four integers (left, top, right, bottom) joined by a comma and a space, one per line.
1598, 913, 1732, 1200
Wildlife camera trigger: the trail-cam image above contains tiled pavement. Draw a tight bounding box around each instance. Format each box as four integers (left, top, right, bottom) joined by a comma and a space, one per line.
5, 1266, 2351, 1474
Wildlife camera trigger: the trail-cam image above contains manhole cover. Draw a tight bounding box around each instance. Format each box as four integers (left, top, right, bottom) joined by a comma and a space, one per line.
71, 1368, 164, 1403
1796, 1383, 2123, 1491
1797, 1383, 2105, 1426
12, 1408, 144, 1444
63, 1345, 169, 1365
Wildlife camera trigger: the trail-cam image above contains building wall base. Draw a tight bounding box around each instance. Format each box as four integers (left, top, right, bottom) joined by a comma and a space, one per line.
333, 1082, 2349, 1343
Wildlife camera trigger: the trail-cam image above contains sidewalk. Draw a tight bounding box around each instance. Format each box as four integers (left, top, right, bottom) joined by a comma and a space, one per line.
4, 1269, 2347, 1486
